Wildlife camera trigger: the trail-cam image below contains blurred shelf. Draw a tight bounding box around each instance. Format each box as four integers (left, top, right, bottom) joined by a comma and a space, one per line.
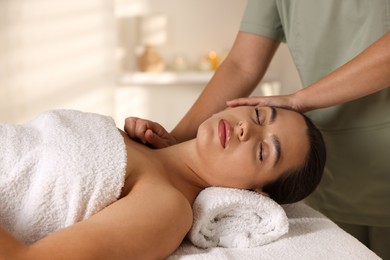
117, 71, 214, 86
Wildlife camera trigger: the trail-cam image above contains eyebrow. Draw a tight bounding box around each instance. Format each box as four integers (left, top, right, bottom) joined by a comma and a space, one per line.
268, 107, 281, 167
272, 135, 281, 167
270, 106, 277, 124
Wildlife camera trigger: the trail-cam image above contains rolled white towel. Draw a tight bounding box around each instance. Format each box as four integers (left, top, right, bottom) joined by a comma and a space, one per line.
188, 187, 289, 248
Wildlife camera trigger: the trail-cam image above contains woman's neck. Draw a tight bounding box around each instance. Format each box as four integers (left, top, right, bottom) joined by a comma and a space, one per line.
156, 142, 207, 203
121, 132, 207, 205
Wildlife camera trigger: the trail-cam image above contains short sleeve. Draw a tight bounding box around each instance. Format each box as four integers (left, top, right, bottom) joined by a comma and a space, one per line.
240, 0, 285, 41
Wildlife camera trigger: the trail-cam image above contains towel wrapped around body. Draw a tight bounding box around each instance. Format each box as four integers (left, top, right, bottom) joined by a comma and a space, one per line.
0, 109, 127, 244
188, 187, 289, 248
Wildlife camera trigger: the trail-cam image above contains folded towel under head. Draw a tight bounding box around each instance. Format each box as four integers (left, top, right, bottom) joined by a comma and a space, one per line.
188, 187, 289, 248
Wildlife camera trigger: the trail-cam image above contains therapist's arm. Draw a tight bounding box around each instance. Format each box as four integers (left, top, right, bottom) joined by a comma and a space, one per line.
170, 32, 280, 143
228, 31, 390, 112
124, 32, 280, 147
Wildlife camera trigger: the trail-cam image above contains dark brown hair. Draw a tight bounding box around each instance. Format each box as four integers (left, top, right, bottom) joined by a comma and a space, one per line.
262, 109, 326, 204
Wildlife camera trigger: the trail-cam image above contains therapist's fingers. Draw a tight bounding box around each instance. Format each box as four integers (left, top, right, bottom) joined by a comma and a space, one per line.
227, 95, 297, 110
226, 97, 265, 107
143, 128, 175, 149
124, 117, 146, 142
124, 117, 176, 148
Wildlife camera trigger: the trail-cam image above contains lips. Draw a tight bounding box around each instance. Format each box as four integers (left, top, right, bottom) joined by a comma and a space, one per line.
218, 119, 231, 148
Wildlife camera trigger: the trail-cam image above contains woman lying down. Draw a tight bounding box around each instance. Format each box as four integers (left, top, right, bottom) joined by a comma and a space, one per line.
0, 106, 326, 259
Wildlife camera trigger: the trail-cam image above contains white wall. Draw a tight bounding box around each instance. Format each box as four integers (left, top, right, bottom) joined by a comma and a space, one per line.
0, 0, 303, 124
0, 0, 116, 123
116, 0, 302, 94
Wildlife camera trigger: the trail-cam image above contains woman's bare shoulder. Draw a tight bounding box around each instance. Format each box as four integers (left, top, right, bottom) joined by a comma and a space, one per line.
128, 181, 194, 224
25, 182, 193, 259
117, 182, 194, 258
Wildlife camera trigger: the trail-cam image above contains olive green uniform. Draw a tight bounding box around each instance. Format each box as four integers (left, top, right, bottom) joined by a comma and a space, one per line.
240, 0, 390, 257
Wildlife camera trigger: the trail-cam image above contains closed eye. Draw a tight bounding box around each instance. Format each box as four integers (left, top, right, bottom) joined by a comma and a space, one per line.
255, 108, 264, 161
255, 108, 262, 125
259, 143, 263, 161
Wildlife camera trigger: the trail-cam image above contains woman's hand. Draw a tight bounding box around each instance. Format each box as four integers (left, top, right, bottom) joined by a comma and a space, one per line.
226, 93, 306, 112
124, 117, 178, 148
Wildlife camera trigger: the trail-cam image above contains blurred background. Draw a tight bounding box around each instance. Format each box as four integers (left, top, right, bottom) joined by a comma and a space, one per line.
0, 0, 302, 130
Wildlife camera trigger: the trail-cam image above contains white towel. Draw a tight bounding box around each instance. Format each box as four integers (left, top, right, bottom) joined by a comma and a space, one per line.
188, 187, 289, 248
170, 203, 380, 260
0, 109, 127, 244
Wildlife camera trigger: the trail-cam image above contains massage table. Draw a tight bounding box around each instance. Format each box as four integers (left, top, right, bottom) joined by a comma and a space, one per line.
168, 202, 380, 260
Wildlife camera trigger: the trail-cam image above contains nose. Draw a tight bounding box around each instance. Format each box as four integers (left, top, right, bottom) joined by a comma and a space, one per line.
237, 120, 258, 141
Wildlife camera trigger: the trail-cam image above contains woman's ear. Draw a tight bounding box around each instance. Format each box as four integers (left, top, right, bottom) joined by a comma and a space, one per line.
253, 188, 270, 197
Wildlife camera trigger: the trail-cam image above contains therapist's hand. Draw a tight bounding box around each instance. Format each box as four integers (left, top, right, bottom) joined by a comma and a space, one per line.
124, 117, 178, 148
226, 93, 306, 112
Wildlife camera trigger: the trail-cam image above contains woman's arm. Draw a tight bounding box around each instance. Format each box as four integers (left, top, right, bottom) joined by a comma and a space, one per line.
0, 226, 27, 259
170, 32, 280, 142
228, 31, 390, 112
1, 186, 192, 259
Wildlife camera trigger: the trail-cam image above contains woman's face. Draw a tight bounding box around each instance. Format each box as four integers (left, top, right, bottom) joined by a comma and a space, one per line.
194, 106, 309, 190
